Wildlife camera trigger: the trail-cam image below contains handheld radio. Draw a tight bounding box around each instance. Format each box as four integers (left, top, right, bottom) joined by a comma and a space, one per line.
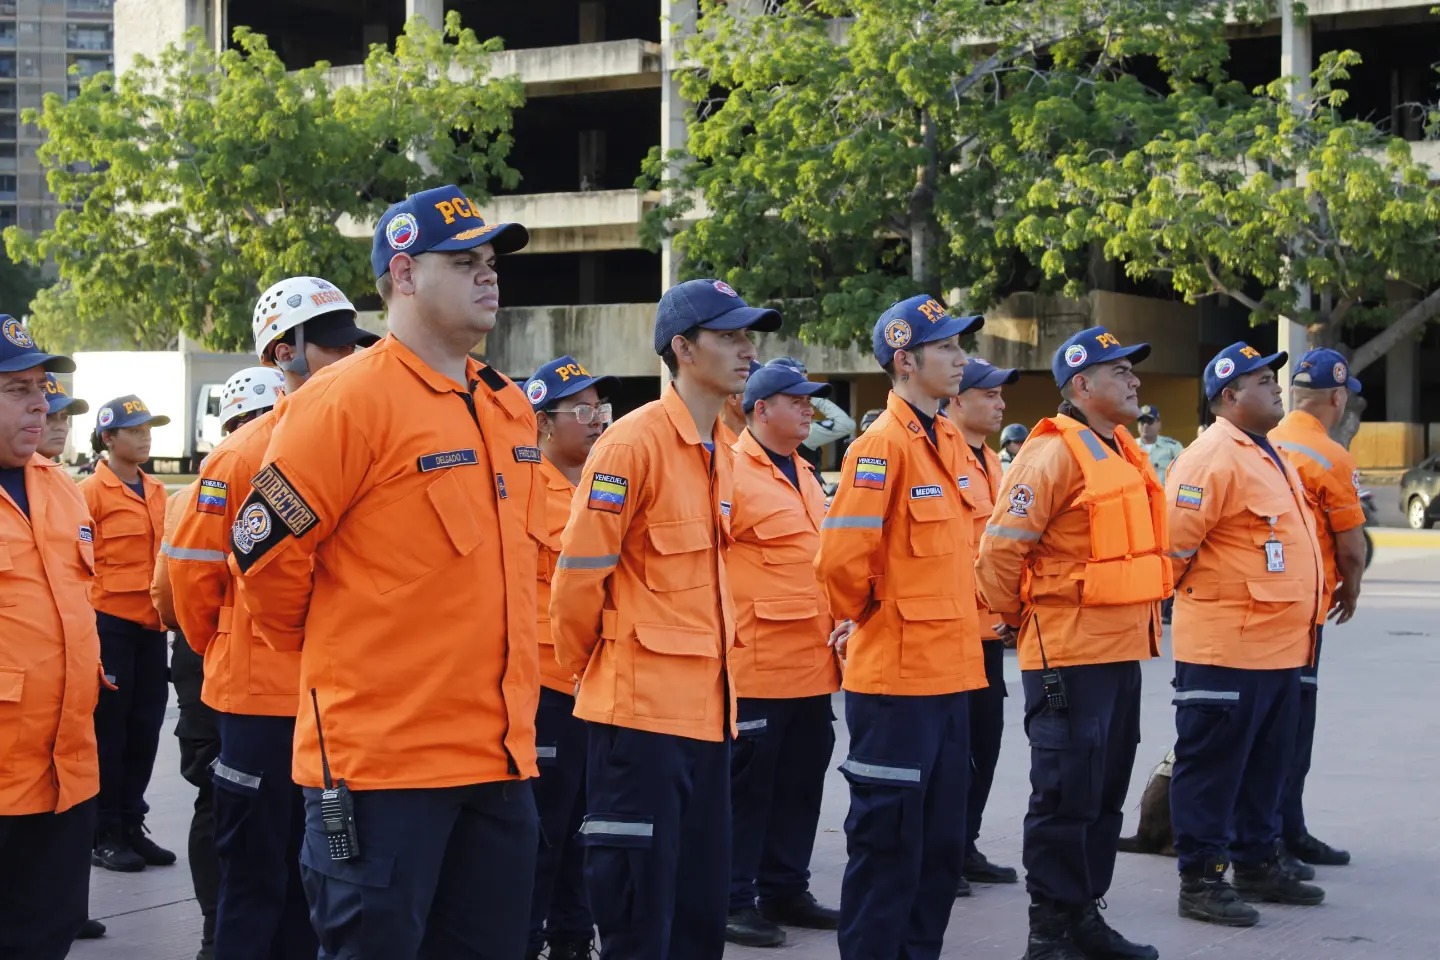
312, 688, 359, 861
1033, 617, 1069, 714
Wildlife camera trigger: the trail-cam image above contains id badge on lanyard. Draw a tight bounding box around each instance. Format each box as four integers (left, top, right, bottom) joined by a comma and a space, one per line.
1264, 517, 1285, 573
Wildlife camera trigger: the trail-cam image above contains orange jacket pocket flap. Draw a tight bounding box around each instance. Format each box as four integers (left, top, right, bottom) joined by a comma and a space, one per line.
752, 511, 810, 541
754, 596, 820, 622
0, 668, 23, 702
634, 623, 719, 658
896, 596, 963, 622
102, 517, 148, 538
1244, 578, 1308, 603
647, 518, 711, 555
1243, 499, 1294, 522
907, 497, 957, 522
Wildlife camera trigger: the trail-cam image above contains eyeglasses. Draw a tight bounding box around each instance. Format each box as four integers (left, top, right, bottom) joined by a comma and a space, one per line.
551, 402, 612, 427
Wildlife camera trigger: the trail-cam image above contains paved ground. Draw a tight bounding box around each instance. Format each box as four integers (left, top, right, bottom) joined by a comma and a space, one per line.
73, 533, 1440, 960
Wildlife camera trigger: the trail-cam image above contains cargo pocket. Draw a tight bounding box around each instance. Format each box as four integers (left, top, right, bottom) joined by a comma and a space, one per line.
98, 517, 152, 592
0, 668, 23, 756
643, 518, 711, 592
906, 496, 957, 558
299, 807, 395, 941
1026, 712, 1101, 819
896, 596, 962, 679
752, 596, 821, 671
210, 759, 263, 860
629, 624, 717, 721
579, 813, 652, 932
536, 742, 559, 770
838, 755, 922, 850
1242, 577, 1309, 633
1172, 687, 1239, 755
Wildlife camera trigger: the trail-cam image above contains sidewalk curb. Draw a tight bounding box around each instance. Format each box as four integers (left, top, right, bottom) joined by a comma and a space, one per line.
1370, 528, 1440, 548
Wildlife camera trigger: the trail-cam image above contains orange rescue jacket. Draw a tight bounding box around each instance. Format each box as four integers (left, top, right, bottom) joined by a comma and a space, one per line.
170, 409, 301, 717
727, 429, 841, 700
960, 440, 1004, 640
551, 384, 739, 742
977, 415, 1170, 670
1, 455, 103, 814
151, 482, 192, 631
813, 391, 985, 697
1166, 416, 1323, 669
1269, 410, 1366, 618
79, 460, 167, 630
234, 337, 543, 789
536, 455, 579, 695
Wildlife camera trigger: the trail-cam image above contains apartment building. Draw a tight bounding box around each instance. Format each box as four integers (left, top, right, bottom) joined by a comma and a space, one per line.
112, 0, 1440, 444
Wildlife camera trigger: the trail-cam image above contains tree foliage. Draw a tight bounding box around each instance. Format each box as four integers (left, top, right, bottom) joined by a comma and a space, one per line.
6, 12, 524, 352
1015, 50, 1440, 375
642, 0, 1269, 346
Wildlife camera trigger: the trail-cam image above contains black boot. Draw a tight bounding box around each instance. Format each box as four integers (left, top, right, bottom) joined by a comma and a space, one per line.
1024, 899, 1086, 960
956, 874, 972, 898
1233, 859, 1325, 905
758, 892, 839, 930
725, 908, 786, 947
1275, 839, 1316, 881
75, 918, 107, 940
92, 825, 145, 872
1178, 857, 1259, 927
125, 821, 177, 866
1288, 832, 1350, 866
1068, 900, 1158, 960
546, 935, 596, 960
964, 847, 1019, 884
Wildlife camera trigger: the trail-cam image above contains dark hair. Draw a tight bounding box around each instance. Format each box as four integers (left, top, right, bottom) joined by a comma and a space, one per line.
660, 324, 702, 377
376, 273, 394, 304
90, 430, 108, 456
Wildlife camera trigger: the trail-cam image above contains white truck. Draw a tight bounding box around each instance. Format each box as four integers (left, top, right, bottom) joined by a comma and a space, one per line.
67, 348, 256, 472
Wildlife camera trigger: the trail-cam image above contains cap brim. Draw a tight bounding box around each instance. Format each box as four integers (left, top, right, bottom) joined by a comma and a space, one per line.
1112, 343, 1151, 366
1137, 415, 1157, 423
1346, 376, 1362, 392
550, 374, 621, 404
700, 304, 783, 334
1250, 351, 1287, 374
306, 322, 382, 349
972, 366, 1020, 390
432, 221, 530, 257
0, 351, 75, 374
915, 313, 985, 348
49, 397, 88, 415
782, 381, 832, 400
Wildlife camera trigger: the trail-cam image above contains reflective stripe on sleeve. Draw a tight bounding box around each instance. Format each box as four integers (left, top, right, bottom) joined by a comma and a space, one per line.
160, 542, 228, 563
983, 524, 1041, 542
556, 553, 620, 570
822, 516, 883, 529
1167, 547, 1197, 559
1274, 440, 1333, 471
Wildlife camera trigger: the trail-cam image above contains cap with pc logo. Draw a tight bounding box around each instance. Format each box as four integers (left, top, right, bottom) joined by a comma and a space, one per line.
871, 294, 984, 367
0, 315, 73, 374
1051, 326, 1150, 388
93, 395, 171, 438
523, 355, 621, 413
371, 184, 530, 279
1292, 347, 1361, 393
652, 279, 782, 355
1203, 341, 1287, 399
43, 374, 88, 415
743, 358, 832, 414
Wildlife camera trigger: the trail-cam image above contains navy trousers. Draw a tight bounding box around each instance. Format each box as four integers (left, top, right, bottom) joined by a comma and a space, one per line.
838, 692, 969, 960
0, 798, 96, 960
729, 694, 836, 913
1280, 627, 1323, 842
529, 687, 592, 951
299, 781, 538, 960
1021, 661, 1141, 906
1170, 662, 1301, 873
94, 610, 169, 831
966, 641, 1007, 853
172, 632, 220, 952
582, 723, 731, 960
213, 713, 314, 960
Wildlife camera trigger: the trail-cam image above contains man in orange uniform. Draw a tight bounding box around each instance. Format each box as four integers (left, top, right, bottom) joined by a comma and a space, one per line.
522, 354, 618, 960
724, 358, 842, 949
976, 326, 1167, 960
234, 185, 541, 960
1167, 341, 1325, 927
948, 357, 1021, 894
1269, 348, 1365, 870
551, 278, 777, 960
170, 281, 376, 960
815, 294, 986, 960
0, 329, 103, 960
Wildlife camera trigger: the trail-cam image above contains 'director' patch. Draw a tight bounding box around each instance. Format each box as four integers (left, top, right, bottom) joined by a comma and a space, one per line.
1176, 484, 1204, 511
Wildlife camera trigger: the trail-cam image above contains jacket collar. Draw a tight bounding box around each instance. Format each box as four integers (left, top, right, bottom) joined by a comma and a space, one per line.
661, 381, 719, 447
388, 334, 529, 421
539, 454, 576, 493
736, 427, 813, 483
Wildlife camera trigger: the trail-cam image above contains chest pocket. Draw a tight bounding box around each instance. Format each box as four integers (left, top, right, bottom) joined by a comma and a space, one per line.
1243, 497, 1295, 548
356, 468, 485, 595
97, 516, 152, 592
751, 510, 813, 566
643, 518, 712, 592
906, 495, 957, 558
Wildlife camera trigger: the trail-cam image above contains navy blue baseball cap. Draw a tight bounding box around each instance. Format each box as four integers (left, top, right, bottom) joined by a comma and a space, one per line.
653, 279, 782, 355
958, 357, 1019, 393
94, 395, 171, 436
1203, 341, 1286, 399
372, 184, 529, 279
43, 374, 88, 415
522, 355, 620, 412
1137, 404, 1161, 422
872, 295, 983, 367
1292, 348, 1361, 392
1052, 326, 1150, 387
0, 315, 73, 373
743, 358, 832, 413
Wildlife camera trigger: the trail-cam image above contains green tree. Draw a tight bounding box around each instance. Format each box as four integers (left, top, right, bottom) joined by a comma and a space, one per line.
6, 12, 524, 352
642, 0, 1267, 345
1015, 50, 1440, 381
0, 251, 43, 318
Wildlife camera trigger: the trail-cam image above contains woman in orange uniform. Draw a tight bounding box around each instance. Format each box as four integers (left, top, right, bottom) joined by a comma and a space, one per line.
522, 354, 618, 960
78, 394, 175, 873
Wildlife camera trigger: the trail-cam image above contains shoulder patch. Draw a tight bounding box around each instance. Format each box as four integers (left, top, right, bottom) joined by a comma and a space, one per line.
197, 478, 228, 515
1176, 484, 1204, 511
588, 472, 628, 514
1007, 483, 1035, 518
230, 492, 286, 573
418, 449, 479, 472
854, 456, 888, 490
910, 484, 943, 500
1351, 469, 1360, 491
250, 464, 319, 537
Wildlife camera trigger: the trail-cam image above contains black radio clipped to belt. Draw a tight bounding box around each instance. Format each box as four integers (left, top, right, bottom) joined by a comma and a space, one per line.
1034, 618, 1069, 714
312, 689, 360, 861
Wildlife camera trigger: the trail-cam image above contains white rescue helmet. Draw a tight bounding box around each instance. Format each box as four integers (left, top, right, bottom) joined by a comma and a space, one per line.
220, 366, 286, 431
252, 276, 357, 362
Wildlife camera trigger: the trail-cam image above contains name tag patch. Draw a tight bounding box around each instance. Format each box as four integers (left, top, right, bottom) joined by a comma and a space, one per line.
250, 464, 319, 537
197, 478, 228, 515
78, 525, 93, 543
854, 457, 888, 490
418, 449, 479, 472
720, 500, 732, 517
512, 445, 542, 464
958, 476, 970, 489
910, 484, 943, 499
1177, 484, 1204, 511
588, 473, 629, 514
